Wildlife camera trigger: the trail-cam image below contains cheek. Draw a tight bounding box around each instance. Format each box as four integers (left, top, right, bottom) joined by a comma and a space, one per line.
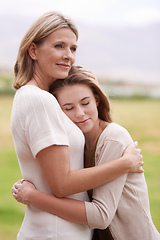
63, 111, 75, 122
89, 103, 98, 115
71, 55, 76, 65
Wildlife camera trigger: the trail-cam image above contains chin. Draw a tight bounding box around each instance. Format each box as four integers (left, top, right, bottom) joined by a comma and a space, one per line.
57, 71, 70, 79
79, 128, 90, 134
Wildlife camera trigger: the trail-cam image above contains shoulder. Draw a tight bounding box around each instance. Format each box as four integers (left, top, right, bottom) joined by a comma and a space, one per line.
15, 85, 59, 109
16, 85, 55, 101
103, 123, 131, 140
97, 123, 133, 149
95, 123, 133, 164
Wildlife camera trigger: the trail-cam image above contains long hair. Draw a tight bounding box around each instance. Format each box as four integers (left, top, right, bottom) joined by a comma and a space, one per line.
50, 66, 112, 123
13, 11, 78, 89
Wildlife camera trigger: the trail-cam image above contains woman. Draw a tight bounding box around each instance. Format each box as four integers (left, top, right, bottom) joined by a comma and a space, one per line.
13, 66, 159, 240
11, 11, 143, 240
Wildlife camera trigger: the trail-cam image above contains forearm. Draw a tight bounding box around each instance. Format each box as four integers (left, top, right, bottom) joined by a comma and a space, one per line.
29, 189, 88, 225
38, 143, 142, 198
13, 156, 127, 226
38, 146, 129, 198
58, 155, 129, 197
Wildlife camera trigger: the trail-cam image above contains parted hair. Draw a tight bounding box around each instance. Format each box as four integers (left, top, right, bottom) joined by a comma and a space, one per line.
13, 11, 78, 89
50, 66, 112, 123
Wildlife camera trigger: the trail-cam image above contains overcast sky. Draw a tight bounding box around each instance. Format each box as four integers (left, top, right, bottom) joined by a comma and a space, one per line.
0, 0, 160, 85
1, 0, 160, 28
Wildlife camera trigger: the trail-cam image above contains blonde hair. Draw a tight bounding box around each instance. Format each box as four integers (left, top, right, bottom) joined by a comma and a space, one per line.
13, 11, 78, 89
50, 66, 112, 123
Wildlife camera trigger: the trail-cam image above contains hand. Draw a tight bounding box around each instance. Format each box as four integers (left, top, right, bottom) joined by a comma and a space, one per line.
78, 66, 99, 85
123, 141, 144, 173
12, 180, 36, 205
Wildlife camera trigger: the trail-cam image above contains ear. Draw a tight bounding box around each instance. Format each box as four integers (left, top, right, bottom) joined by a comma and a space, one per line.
28, 42, 37, 60
95, 94, 100, 107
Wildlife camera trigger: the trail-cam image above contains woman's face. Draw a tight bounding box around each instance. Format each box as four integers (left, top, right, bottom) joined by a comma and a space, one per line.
32, 28, 77, 82
56, 84, 99, 135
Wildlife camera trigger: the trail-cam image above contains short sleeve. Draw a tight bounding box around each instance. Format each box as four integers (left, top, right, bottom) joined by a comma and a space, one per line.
22, 88, 69, 157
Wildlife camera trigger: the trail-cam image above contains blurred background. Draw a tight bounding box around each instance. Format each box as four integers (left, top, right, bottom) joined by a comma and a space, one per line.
0, 0, 160, 239
1, 0, 160, 95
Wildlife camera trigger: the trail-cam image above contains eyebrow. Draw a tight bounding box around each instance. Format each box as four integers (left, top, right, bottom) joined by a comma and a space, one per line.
80, 96, 90, 102
55, 41, 77, 48
62, 97, 90, 107
62, 103, 73, 107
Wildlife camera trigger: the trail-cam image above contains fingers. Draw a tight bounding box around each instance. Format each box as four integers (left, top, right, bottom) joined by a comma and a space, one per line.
140, 154, 143, 160
137, 148, 142, 154
138, 166, 144, 173
133, 141, 138, 147
12, 185, 18, 199
138, 159, 144, 173
139, 164, 144, 173
136, 148, 143, 160
12, 180, 33, 205
132, 141, 143, 160
12, 187, 23, 203
12, 181, 23, 202
12, 189, 19, 201
136, 148, 143, 161
136, 158, 144, 173
78, 66, 99, 84
133, 142, 142, 156
13, 183, 22, 190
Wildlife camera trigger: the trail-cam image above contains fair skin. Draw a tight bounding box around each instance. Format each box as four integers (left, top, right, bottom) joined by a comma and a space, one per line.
12, 83, 144, 225
28, 28, 77, 91
58, 84, 107, 160
23, 27, 143, 199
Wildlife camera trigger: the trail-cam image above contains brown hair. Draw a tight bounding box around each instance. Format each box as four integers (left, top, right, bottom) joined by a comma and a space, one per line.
50, 66, 112, 123
13, 11, 78, 89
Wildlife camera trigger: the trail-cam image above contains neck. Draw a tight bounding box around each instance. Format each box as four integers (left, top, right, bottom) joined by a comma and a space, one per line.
33, 73, 50, 91
32, 66, 56, 91
85, 119, 108, 152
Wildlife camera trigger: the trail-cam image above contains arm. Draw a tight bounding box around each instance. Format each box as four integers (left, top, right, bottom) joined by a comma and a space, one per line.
37, 141, 143, 198
24, 90, 143, 198
85, 139, 128, 229
12, 141, 143, 226
84, 124, 143, 229
12, 180, 88, 225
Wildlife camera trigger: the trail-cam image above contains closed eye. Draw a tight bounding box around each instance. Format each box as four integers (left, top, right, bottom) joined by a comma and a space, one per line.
65, 107, 74, 111
62, 103, 74, 111
82, 102, 89, 106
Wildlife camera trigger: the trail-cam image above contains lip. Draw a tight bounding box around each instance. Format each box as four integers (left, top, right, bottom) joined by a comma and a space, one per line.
75, 118, 90, 125
56, 63, 70, 69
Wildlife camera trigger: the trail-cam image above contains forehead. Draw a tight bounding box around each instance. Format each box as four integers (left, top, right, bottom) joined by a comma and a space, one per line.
45, 27, 77, 43
57, 84, 93, 102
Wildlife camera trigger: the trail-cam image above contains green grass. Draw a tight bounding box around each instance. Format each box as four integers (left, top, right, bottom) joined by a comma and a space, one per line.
0, 96, 160, 239
0, 96, 24, 240
111, 98, 160, 231
0, 148, 24, 239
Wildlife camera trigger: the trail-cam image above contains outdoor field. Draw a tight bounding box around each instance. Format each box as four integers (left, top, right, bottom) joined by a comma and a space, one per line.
0, 95, 160, 240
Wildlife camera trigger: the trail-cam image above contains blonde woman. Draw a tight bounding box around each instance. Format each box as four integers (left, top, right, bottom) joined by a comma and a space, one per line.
11, 12, 143, 240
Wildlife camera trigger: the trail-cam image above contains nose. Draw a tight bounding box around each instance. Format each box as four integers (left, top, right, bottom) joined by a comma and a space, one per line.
75, 106, 85, 118
63, 48, 75, 62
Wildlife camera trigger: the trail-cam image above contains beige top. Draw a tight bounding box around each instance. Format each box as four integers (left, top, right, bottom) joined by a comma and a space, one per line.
11, 85, 92, 240
85, 123, 160, 240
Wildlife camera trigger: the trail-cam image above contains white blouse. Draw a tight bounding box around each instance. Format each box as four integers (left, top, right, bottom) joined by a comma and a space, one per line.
11, 85, 92, 240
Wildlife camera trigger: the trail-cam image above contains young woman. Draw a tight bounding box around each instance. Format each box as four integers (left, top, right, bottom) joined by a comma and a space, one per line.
12, 66, 159, 240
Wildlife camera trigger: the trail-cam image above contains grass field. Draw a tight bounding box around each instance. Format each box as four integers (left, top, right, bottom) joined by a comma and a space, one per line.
0, 95, 160, 239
